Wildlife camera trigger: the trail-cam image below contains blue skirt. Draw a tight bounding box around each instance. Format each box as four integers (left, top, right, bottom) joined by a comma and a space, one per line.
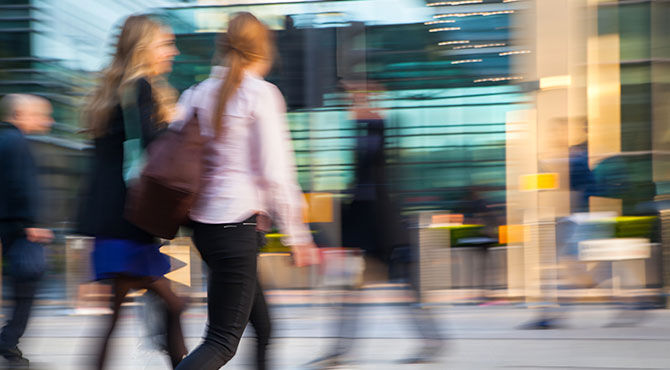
92, 238, 170, 280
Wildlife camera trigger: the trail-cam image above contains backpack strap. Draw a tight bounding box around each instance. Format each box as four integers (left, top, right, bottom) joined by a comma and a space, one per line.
171, 81, 202, 133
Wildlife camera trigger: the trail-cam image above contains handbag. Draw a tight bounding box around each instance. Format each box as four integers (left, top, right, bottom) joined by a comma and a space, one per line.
125, 106, 207, 239
7, 238, 46, 281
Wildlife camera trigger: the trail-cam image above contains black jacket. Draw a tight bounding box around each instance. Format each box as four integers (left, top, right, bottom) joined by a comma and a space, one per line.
78, 78, 164, 243
344, 118, 409, 263
0, 121, 40, 238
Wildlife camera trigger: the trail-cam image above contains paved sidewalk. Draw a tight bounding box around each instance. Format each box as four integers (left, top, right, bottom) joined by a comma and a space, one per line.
7, 304, 670, 369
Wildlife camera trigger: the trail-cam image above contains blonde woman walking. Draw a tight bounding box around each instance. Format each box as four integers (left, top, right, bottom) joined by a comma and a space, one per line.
79, 14, 187, 369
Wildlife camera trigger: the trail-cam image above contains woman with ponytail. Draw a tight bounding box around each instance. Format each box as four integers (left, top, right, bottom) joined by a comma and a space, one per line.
174, 12, 318, 369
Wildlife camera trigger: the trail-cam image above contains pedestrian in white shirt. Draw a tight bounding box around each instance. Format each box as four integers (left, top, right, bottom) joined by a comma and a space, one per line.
175, 12, 318, 370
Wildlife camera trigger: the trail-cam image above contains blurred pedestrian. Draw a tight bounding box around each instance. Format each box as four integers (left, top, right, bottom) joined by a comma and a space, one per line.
78, 14, 186, 369
306, 81, 445, 368
173, 12, 318, 370
0, 93, 53, 366
458, 188, 499, 296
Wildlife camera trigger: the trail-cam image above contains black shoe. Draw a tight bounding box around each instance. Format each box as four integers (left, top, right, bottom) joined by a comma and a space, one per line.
518, 318, 561, 330
304, 353, 344, 369
398, 340, 445, 364
0, 347, 29, 367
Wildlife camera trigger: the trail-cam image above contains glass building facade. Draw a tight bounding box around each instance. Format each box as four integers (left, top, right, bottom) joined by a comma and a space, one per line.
161, 0, 526, 215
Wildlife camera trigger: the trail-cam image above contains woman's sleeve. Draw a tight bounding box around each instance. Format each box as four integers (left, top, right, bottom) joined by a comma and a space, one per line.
252, 85, 313, 246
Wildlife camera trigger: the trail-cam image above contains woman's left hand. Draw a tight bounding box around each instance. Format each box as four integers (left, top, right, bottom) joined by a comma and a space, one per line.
291, 242, 320, 267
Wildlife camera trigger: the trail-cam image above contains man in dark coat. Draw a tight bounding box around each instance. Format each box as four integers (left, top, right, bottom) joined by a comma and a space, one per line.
306, 82, 445, 368
0, 94, 54, 365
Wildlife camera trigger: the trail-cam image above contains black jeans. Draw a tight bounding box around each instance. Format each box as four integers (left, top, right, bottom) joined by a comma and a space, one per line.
249, 278, 271, 370
177, 216, 268, 370
248, 229, 272, 370
0, 233, 41, 351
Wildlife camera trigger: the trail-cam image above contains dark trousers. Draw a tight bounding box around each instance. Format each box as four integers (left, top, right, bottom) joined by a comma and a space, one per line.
332, 253, 443, 356
177, 216, 270, 370
249, 279, 271, 370
0, 234, 40, 350
334, 200, 443, 355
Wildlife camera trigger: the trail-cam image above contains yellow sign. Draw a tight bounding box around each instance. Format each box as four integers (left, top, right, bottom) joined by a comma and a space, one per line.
303, 193, 334, 223
499, 224, 525, 244
519, 173, 559, 191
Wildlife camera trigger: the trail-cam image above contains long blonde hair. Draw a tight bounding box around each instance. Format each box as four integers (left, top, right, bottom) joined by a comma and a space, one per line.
212, 12, 275, 136
83, 14, 176, 138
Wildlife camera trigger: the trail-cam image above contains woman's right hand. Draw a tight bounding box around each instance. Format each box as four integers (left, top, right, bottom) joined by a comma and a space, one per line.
291, 242, 320, 267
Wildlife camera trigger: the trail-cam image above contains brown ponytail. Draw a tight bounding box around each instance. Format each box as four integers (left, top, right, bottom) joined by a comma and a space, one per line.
212, 12, 274, 136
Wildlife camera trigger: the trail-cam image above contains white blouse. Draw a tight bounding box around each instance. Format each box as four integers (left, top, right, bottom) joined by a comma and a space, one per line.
174, 66, 312, 246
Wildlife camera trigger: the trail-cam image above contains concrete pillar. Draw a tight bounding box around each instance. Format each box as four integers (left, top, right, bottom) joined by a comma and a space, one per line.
507, 0, 588, 301
586, 0, 622, 215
